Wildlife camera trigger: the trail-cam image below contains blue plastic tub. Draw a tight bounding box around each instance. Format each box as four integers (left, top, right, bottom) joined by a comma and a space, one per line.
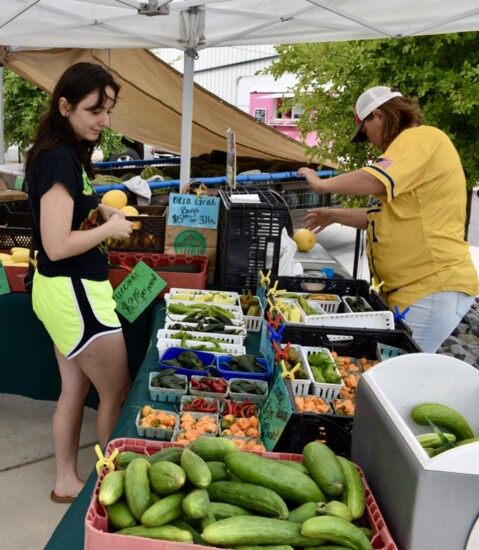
216, 355, 272, 381
158, 347, 217, 378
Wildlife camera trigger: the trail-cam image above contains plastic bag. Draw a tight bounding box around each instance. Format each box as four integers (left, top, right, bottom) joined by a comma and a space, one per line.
278, 227, 304, 276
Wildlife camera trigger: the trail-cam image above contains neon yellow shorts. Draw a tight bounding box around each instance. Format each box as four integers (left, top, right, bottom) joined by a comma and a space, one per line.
32, 272, 122, 359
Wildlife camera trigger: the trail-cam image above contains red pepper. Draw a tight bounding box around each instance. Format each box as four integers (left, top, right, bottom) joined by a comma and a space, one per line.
204, 402, 218, 412
191, 377, 202, 389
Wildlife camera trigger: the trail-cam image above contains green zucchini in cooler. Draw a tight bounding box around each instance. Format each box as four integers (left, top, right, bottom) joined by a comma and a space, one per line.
106, 499, 137, 530
98, 469, 125, 506
303, 442, 345, 497
224, 451, 326, 504
116, 524, 193, 541
201, 516, 327, 546
148, 460, 186, 495
411, 402, 474, 441
416, 432, 456, 449
207, 481, 289, 519
181, 447, 212, 488
140, 490, 185, 527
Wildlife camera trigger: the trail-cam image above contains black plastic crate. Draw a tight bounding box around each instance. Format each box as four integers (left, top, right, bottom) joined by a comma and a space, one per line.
216, 187, 289, 291
276, 276, 412, 333
0, 201, 30, 227
0, 227, 32, 249
107, 205, 167, 252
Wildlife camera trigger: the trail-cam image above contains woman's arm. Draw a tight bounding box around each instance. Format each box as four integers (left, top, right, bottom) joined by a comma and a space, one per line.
304, 207, 369, 232
40, 183, 133, 261
297, 167, 386, 196
98, 203, 125, 222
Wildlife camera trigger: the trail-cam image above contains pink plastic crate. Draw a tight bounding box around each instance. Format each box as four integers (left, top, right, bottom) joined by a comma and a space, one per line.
85, 437, 398, 550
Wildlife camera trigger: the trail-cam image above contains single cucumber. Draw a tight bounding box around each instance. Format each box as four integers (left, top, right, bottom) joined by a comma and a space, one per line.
275, 459, 310, 476
148, 460, 186, 495
455, 436, 479, 447
187, 436, 238, 461
411, 402, 474, 442
317, 500, 353, 522
207, 481, 289, 519
337, 456, 366, 520
98, 469, 125, 506
206, 460, 230, 481
106, 499, 137, 530
140, 491, 185, 527
181, 447, 212, 488
148, 446, 183, 465
235, 546, 295, 550
200, 510, 217, 530
301, 516, 372, 550
208, 501, 254, 519
124, 458, 151, 521
287, 501, 319, 523
303, 442, 345, 497
416, 432, 456, 449
170, 518, 204, 545
116, 524, 193, 542
224, 451, 326, 504
201, 516, 326, 546
116, 451, 147, 469
182, 488, 210, 519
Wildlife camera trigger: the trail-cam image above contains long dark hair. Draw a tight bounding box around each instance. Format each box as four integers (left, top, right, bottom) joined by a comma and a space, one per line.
26, 62, 120, 179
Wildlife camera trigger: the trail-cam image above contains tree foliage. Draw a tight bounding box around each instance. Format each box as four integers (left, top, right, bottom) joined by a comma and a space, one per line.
267, 32, 479, 190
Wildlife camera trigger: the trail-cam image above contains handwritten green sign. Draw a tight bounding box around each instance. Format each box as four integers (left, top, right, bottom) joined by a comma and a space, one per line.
259, 373, 293, 451
168, 193, 219, 229
113, 261, 166, 323
14, 176, 25, 191
0, 261, 11, 296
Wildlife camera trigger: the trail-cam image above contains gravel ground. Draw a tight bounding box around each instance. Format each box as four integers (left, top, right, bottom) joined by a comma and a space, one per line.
437, 297, 479, 369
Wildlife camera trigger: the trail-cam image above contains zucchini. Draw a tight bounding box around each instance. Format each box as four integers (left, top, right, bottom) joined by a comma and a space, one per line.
106, 499, 137, 530
187, 436, 238, 461
148, 460, 186, 495
182, 488, 210, 519
337, 456, 366, 520
124, 458, 151, 521
301, 516, 372, 550
287, 501, 319, 523
225, 452, 326, 504
116, 524, 193, 542
416, 432, 456, 449
140, 491, 185, 527
98, 469, 125, 506
208, 501, 253, 519
411, 402, 474, 442
148, 446, 183, 465
303, 442, 345, 497
181, 447, 212, 488
317, 501, 352, 522
201, 516, 327, 546
207, 481, 289, 519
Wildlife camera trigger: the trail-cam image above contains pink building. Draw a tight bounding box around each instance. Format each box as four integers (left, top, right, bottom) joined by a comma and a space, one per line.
249, 90, 318, 147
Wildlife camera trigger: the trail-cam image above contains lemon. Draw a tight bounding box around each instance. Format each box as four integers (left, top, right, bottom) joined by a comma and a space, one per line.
101, 189, 128, 209
293, 228, 316, 252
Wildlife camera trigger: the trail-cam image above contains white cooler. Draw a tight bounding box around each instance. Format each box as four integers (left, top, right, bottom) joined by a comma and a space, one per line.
351, 353, 479, 550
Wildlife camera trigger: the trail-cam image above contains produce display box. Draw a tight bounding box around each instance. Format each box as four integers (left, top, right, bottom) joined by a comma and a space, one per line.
216, 355, 272, 381
275, 276, 412, 333
216, 187, 289, 292
243, 298, 264, 332
158, 347, 217, 378
300, 345, 344, 400
109, 252, 208, 298
157, 327, 245, 347
148, 372, 188, 402
156, 337, 247, 358
0, 200, 30, 227
85, 437, 398, 550
272, 326, 422, 457
108, 205, 167, 252
0, 227, 32, 250
2, 262, 28, 292
135, 408, 179, 440
351, 354, 479, 550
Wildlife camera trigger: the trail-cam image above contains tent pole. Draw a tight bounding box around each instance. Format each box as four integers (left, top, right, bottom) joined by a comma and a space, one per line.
179, 8, 199, 193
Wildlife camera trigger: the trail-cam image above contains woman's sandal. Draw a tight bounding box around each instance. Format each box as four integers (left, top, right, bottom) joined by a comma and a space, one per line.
50, 490, 78, 504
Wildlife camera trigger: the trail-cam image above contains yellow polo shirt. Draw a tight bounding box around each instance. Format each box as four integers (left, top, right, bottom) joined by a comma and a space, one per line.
361, 125, 479, 311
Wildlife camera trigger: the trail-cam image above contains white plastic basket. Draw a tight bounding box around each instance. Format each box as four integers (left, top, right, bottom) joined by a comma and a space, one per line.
157, 328, 245, 347
227, 378, 268, 405
135, 409, 179, 439
243, 299, 264, 332
162, 321, 247, 342
300, 346, 344, 401
296, 299, 326, 318
276, 298, 306, 325
180, 395, 220, 414
178, 411, 219, 435
165, 300, 244, 321
148, 372, 188, 402
166, 289, 240, 307
306, 310, 395, 330
279, 344, 311, 397
156, 337, 246, 358
305, 293, 342, 313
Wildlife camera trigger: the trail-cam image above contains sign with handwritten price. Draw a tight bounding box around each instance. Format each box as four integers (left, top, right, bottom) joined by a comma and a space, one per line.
168, 193, 219, 229
259, 374, 293, 451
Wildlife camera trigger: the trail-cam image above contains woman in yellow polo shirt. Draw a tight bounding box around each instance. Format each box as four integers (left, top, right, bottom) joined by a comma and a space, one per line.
297, 86, 479, 353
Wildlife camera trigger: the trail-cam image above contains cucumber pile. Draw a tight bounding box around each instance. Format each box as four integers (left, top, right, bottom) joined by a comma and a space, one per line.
98, 438, 374, 548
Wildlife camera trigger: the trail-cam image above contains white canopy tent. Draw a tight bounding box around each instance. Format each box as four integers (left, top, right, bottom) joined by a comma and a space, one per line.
1, 0, 479, 189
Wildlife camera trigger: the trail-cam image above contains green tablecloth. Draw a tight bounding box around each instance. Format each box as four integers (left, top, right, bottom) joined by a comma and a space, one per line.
0, 292, 156, 408
45, 301, 261, 549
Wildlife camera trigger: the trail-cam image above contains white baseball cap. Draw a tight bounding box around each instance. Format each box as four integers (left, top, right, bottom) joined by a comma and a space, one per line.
351, 86, 403, 142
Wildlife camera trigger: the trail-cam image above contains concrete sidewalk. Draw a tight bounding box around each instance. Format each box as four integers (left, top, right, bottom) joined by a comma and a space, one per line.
0, 189, 478, 549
